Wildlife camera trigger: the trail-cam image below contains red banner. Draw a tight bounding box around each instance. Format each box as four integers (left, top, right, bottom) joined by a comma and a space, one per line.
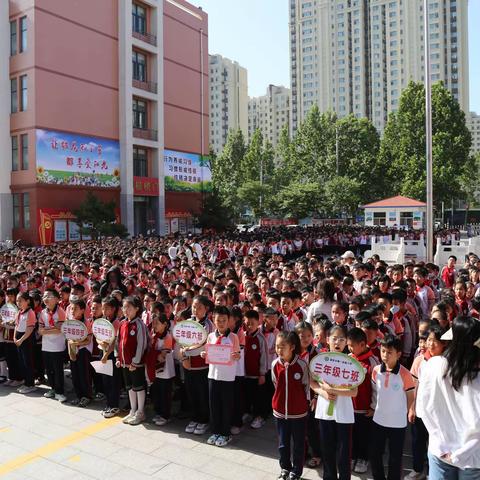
260, 218, 297, 227
133, 177, 160, 196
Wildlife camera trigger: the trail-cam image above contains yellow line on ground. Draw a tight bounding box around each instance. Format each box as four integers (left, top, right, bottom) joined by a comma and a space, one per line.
0, 416, 122, 476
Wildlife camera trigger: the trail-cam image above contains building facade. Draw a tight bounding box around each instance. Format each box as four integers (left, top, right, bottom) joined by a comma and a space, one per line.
209, 54, 248, 154
289, 0, 469, 132
2, 0, 208, 245
248, 85, 290, 147
469, 112, 480, 154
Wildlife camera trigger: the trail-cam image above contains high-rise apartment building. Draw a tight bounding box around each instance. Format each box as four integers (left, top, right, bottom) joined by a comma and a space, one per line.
248, 85, 290, 147
209, 54, 248, 153
469, 112, 480, 154
1, 0, 209, 244
289, 0, 469, 132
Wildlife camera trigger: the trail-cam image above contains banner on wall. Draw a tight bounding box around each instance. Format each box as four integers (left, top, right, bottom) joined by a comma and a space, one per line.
164, 149, 211, 192
36, 130, 120, 188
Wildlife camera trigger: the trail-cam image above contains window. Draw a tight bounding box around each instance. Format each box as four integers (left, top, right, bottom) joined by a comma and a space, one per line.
23, 193, 30, 228
373, 212, 386, 226
19, 16, 27, 52
11, 136, 18, 171
20, 75, 27, 111
400, 211, 413, 228
133, 147, 148, 176
132, 51, 147, 81
132, 99, 147, 129
10, 20, 17, 56
11, 78, 17, 113
21, 134, 28, 170
132, 3, 146, 35
13, 194, 21, 228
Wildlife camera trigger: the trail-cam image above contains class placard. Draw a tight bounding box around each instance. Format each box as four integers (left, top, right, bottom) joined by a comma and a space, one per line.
172, 320, 207, 347
310, 352, 365, 389
61, 319, 89, 341
92, 318, 115, 343
0, 303, 18, 325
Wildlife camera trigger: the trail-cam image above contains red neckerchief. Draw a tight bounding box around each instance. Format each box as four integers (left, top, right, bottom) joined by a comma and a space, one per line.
423, 350, 433, 361
455, 296, 469, 315
47, 306, 58, 327
215, 328, 231, 344
353, 348, 374, 363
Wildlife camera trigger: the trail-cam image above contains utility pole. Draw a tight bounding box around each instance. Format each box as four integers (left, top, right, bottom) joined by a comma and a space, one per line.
424, 0, 434, 262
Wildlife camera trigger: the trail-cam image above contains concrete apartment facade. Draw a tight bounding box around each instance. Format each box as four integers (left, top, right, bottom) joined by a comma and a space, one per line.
2, 0, 208, 245
289, 0, 469, 132
248, 85, 290, 147
469, 112, 480, 154
209, 53, 248, 154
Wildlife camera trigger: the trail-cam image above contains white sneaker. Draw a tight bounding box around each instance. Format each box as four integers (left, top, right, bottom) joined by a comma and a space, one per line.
185, 421, 197, 433
404, 472, 426, 480
193, 423, 209, 435
43, 390, 55, 399
18, 385, 36, 394
55, 393, 67, 403
250, 417, 265, 429
207, 434, 219, 445
152, 414, 161, 423
230, 426, 242, 435
354, 459, 368, 474
215, 435, 232, 447
154, 416, 169, 426
122, 411, 136, 424
127, 411, 145, 426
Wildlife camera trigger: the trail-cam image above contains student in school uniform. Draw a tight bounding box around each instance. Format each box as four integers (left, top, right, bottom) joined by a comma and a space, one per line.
99, 295, 122, 418
243, 309, 268, 429
347, 327, 379, 474
68, 299, 94, 407
272, 331, 310, 480
370, 335, 415, 480
116, 295, 149, 425
149, 313, 175, 426
14, 292, 37, 394
181, 295, 214, 435
202, 306, 240, 447
38, 289, 67, 402
311, 325, 358, 480
2, 288, 23, 387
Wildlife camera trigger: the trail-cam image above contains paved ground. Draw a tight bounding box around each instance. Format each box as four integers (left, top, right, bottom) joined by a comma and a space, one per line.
0, 383, 417, 480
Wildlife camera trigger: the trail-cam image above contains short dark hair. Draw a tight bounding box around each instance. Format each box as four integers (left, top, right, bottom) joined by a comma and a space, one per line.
380, 334, 402, 352
347, 327, 367, 344
213, 305, 230, 318
244, 309, 259, 321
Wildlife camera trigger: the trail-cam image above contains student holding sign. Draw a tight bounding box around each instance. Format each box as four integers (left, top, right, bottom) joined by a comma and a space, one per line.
202, 306, 240, 447
38, 289, 66, 402
310, 325, 359, 480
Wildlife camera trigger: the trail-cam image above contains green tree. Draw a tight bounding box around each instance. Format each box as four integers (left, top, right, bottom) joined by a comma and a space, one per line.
335, 115, 385, 201
291, 107, 337, 182
196, 188, 234, 230
276, 182, 324, 219
237, 180, 273, 218
324, 176, 362, 218
73, 192, 128, 239
211, 129, 246, 215
379, 81, 473, 204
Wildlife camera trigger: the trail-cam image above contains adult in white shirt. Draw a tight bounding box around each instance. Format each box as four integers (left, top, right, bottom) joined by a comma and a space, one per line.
307, 279, 336, 322
416, 316, 480, 479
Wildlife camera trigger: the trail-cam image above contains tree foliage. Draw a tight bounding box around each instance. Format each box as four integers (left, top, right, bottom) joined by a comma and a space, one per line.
379, 81, 473, 204
73, 192, 128, 240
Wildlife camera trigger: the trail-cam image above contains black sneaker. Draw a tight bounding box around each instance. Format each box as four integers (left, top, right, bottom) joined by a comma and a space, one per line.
288, 473, 301, 480
277, 470, 290, 480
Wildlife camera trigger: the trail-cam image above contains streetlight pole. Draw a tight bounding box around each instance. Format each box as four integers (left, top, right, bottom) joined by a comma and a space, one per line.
335, 124, 339, 175
424, 0, 434, 262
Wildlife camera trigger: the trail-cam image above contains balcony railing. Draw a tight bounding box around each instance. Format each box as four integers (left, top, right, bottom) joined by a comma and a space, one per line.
132, 30, 157, 46
132, 78, 158, 94
133, 127, 158, 141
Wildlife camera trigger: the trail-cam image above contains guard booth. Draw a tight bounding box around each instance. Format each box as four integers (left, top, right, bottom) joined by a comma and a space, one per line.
363, 196, 426, 230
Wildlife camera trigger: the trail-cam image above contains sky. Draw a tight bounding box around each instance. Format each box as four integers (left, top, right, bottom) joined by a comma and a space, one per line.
190, 0, 480, 112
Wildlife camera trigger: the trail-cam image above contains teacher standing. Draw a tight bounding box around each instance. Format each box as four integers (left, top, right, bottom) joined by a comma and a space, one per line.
416, 316, 480, 479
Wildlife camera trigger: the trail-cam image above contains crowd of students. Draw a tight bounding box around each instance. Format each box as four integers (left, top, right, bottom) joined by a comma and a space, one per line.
0, 232, 478, 480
